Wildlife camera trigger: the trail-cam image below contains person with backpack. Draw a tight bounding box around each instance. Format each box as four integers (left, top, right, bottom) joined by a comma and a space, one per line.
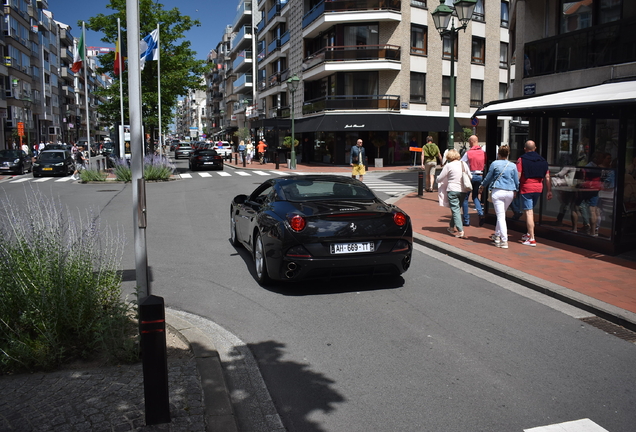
421, 136, 442, 192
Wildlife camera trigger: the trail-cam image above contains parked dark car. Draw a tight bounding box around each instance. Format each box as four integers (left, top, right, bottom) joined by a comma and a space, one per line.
32, 150, 75, 177
0, 149, 33, 175
189, 149, 224, 171
230, 175, 412, 285
174, 144, 194, 159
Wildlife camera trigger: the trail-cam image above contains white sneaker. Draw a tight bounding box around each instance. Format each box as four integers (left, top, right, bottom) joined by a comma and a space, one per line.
490, 234, 501, 244
496, 241, 509, 249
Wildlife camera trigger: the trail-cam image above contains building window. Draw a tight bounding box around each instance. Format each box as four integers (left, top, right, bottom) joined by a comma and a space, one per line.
470, 80, 483, 107
500, 42, 508, 68
411, 25, 427, 56
410, 0, 426, 9
501, 1, 509, 28
410, 72, 426, 103
472, 0, 485, 22
472, 37, 485, 64
442, 76, 456, 106
499, 83, 507, 99
560, 0, 622, 34
442, 34, 458, 60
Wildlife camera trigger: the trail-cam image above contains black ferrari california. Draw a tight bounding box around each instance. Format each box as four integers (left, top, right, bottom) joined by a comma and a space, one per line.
230, 175, 412, 284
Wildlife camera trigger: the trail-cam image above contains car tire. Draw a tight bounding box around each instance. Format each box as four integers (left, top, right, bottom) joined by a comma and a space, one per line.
254, 232, 271, 285
230, 209, 240, 247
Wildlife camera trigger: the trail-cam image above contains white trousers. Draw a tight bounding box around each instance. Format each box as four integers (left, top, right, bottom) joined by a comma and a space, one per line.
491, 188, 515, 242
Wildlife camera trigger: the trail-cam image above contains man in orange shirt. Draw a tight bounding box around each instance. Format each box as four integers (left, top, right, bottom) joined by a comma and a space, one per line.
257, 139, 268, 164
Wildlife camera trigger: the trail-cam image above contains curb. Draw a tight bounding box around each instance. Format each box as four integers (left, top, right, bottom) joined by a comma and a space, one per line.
165, 311, 239, 432
413, 232, 636, 333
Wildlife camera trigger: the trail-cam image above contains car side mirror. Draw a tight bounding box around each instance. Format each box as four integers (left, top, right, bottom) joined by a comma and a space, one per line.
234, 194, 248, 204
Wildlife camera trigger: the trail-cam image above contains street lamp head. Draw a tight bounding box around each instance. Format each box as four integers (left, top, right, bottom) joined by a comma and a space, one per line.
454, 0, 477, 26
432, 1, 454, 34
287, 74, 300, 92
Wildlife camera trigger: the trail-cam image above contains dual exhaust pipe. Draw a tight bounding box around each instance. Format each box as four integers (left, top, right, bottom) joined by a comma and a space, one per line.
285, 261, 299, 279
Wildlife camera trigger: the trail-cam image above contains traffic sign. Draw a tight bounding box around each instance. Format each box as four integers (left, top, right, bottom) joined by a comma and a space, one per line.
17, 121, 24, 137
471, 117, 479, 127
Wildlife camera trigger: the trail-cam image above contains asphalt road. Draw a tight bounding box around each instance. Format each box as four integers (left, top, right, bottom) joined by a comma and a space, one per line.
2, 162, 635, 432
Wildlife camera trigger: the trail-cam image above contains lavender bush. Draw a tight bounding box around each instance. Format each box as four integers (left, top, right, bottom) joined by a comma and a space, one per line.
113, 155, 175, 182
0, 189, 137, 373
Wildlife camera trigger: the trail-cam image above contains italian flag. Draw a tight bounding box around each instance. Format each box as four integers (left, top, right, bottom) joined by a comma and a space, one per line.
71, 32, 85, 73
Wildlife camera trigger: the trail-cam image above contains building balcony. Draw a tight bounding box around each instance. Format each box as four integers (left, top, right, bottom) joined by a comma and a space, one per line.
257, 0, 289, 34
232, 0, 253, 32
61, 47, 73, 63
234, 73, 253, 93
302, 45, 401, 80
230, 25, 253, 53
302, 94, 400, 114
233, 51, 253, 73
524, 17, 636, 78
62, 85, 74, 98
302, 0, 401, 39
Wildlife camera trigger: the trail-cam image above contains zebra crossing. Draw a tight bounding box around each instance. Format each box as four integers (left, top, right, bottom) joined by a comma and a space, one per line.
5, 170, 418, 196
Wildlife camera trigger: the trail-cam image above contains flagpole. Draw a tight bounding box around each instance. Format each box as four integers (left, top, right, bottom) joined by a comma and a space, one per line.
118, 18, 125, 159
156, 23, 162, 156
82, 21, 91, 168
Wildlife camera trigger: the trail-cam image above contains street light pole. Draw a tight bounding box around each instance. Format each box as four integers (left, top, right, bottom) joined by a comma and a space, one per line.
432, 0, 476, 152
287, 74, 300, 170
23, 94, 32, 152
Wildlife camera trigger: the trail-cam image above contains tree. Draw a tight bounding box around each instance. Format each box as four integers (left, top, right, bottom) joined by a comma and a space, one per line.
85, 0, 206, 139
283, 136, 299, 148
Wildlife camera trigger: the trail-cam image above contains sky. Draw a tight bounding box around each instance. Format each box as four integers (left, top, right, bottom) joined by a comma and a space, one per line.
50, 0, 237, 61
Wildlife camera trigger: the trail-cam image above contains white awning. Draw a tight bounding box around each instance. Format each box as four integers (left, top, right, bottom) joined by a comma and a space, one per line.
476, 80, 636, 116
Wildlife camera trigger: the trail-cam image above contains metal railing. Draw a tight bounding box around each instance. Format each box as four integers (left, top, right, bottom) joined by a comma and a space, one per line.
303, 44, 400, 70
303, 0, 401, 28
302, 94, 400, 114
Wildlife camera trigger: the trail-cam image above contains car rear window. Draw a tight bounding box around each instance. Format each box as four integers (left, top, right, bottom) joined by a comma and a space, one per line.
39, 152, 66, 161
177, 146, 192, 150
281, 180, 375, 201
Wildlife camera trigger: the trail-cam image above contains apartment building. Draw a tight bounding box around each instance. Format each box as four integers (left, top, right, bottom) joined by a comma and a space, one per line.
476, 0, 635, 254
1, 0, 109, 151
249, 0, 510, 165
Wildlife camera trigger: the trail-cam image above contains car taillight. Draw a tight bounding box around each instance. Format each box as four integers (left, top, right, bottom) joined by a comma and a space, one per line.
288, 214, 306, 232
393, 211, 407, 227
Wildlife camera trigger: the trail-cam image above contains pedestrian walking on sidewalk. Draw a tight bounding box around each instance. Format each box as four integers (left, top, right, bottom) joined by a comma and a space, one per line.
517, 140, 552, 247
437, 149, 471, 239
421, 136, 442, 192
479, 145, 518, 249
257, 139, 268, 164
72, 147, 86, 180
461, 135, 487, 227
350, 138, 367, 181
238, 141, 246, 163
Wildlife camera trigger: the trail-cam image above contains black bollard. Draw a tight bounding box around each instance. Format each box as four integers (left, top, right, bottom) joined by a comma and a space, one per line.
139, 295, 171, 425
242, 150, 246, 167
234, 153, 238, 165
417, 170, 424, 196
275, 151, 279, 169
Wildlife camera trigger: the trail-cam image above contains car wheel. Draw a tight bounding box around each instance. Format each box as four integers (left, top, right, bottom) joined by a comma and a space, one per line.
230, 209, 239, 247
21, 164, 27, 175
254, 232, 271, 285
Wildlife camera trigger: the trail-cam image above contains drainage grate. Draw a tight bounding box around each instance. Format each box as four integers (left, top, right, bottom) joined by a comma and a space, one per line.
580, 317, 636, 343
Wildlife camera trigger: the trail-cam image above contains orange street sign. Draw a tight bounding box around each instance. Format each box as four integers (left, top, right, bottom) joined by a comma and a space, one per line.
409, 147, 422, 152
17, 122, 24, 137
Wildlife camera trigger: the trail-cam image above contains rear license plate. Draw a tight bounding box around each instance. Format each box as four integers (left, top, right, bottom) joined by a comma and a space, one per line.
330, 242, 374, 254
203, 162, 215, 165
0, 166, 9, 169
43, 168, 53, 171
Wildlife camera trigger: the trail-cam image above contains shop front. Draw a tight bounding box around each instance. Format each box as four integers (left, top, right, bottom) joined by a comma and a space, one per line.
477, 80, 636, 255
294, 113, 460, 167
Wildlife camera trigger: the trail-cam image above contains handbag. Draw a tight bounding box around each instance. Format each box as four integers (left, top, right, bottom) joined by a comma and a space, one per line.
487, 161, 510, 202
461, 162, 473, 192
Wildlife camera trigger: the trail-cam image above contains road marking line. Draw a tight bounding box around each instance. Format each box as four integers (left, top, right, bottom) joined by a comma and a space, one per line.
235, 171, 251, 176
252, 171, 270, 176
9, 178, 30, 183
55, 177, 72, 182
198, 172, 212, 177
217, 172, 232, 176
524, 418, 609, 432
180, 173, 192, 178
33, 178, 52, 182
271, 171, 289, 175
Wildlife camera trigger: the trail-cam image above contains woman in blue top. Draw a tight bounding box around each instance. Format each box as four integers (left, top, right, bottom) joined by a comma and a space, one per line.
479, 145, 519, 249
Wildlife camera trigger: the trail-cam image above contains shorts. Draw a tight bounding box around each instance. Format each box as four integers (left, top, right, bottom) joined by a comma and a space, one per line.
521, 192, 541, 211
424, 161, 437, 177
352, 164, 366, 176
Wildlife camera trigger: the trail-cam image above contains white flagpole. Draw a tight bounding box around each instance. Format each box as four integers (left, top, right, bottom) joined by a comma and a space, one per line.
118, 18, 125, 159
156, 23, 162, 156
82, 21, 91, 167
